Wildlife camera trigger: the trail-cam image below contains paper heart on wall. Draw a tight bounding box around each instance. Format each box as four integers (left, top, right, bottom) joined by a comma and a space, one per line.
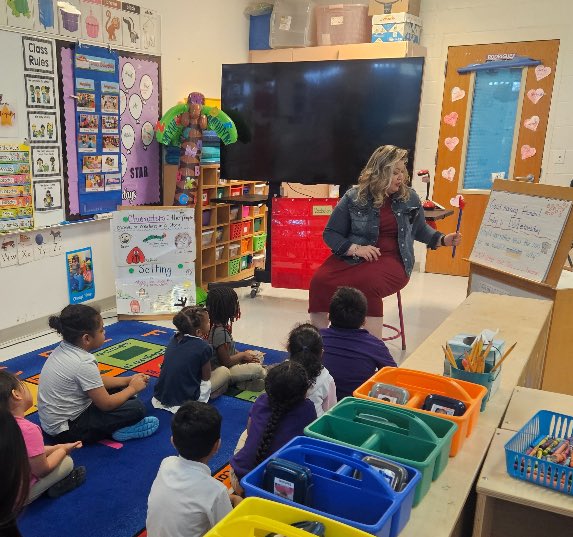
523, 115, 540, 131
527, 88, 545, 104
444, 112, 458, 126
441, 167, 456, 181
520, 145, 537, 160
445, 137, 460, 151
451, 87, 466, 102
535, 65, 551, 81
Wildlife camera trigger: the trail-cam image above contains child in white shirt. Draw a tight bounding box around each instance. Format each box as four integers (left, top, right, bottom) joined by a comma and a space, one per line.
288, 323, 337, 416
147, 402, 241, 537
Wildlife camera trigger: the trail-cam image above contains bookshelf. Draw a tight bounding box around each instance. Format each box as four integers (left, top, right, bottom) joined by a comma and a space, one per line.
195, 165, 268, 289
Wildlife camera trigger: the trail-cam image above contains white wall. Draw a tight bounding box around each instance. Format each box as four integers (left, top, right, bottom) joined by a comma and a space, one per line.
413, 0, 573, 188
160, 0, 251, 108
0, 0, 251, 334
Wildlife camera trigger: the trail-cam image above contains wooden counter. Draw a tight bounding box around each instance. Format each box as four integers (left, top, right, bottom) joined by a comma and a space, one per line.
398, 293, 552, 537
473, 388, 573, 536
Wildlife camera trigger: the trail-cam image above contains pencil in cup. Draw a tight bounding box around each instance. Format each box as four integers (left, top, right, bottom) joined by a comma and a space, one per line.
490, 342, 517, 372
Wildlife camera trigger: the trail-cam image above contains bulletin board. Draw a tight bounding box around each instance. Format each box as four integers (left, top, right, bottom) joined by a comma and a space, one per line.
0, 0, 162, 228
469, 180, 573, 288
59, 42, 162, 219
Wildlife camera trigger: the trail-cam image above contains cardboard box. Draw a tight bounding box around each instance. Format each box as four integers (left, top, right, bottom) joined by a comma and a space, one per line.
338, 41, 426, 59
368, 0, 421, 16
372, 12, 422, 44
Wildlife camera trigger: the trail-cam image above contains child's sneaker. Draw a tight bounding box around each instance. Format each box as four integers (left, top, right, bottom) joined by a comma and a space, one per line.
47, 466, 87, 499
112, 416, 159, 441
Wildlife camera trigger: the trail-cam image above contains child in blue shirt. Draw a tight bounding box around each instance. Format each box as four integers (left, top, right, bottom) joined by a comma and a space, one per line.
152, 307, 213, 412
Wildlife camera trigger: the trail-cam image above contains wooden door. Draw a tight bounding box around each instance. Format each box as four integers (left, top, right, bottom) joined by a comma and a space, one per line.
426, 40, 560, 276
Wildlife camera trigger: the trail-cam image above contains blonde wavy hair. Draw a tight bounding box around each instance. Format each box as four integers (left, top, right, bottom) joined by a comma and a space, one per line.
356, 145, 410, 207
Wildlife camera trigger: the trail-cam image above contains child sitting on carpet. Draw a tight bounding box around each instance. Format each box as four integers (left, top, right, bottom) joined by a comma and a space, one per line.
229, 361, 317, 495
146, 402, 242, 537
321, 287, 397, 400
152, 306, 213, 412
0, 370, 86, 501
206, 287, 266, 395
287, 323, 336, 417
38, 304, 159, 444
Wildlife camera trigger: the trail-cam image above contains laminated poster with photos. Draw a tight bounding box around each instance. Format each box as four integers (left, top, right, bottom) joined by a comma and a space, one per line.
74, 43, 122, 216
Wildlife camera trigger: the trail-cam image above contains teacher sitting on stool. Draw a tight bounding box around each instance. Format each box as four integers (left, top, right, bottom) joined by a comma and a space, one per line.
309, 145, 462, 339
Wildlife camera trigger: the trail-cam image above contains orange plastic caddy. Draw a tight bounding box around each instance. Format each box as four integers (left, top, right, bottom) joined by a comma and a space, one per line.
353, 368, 487, 456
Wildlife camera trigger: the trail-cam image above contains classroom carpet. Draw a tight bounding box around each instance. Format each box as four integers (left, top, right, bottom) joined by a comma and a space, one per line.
6, 321, 286, 537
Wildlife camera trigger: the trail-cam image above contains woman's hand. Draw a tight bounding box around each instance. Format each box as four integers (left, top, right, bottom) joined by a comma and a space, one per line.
443, 232, 462, 247
354, 245, 381, 262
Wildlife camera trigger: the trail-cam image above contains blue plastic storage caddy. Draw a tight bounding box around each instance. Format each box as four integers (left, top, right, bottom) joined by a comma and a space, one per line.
505, 410, 573, 495
241, 436, 421, 537
305, 398, 457, 506
249, 13, 272, 50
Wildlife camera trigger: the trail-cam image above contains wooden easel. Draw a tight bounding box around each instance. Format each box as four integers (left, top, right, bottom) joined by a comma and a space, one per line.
468, 180, 573, 395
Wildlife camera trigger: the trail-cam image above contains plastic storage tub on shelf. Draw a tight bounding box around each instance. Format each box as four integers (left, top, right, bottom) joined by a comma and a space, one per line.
241, 238, 250, 254
253, 233, 267, 252
242, 206, 250, 218
353, 368, 487, 456
241, 436, 421, 537
230, 222, 242, 240
253, 253, 265, 269
202, 209, 212, 227
270, 0, 315, 48
205, 497, 374, 537
215, 246, 225, 261
242, 221, 253, 235
254, 217, 263, 232
315, 3, 370, 46
215, 227, 224, 242
230, 186, 242, 197
229, 243, 241, 258
305, 397, 457, 505
201, 230, 214, 247
228, 258, 240, 276
229, 205, 240, 220
505, 410, 573, 495
240, 255, 251, 271
249, 12, 272, 51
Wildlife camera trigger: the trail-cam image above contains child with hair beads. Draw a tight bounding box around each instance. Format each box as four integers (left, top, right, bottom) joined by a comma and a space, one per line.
322, 286, 397, 400
0, 370, 86, 501
230, 361, 317, 494
206, 287, 266, 395
287, 323, 337, 417
147, 402, 242, 537
38, 304, 159, 443
152, 306, 213, 413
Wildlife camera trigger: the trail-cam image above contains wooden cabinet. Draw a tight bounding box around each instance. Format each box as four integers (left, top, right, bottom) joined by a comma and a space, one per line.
195, 165, 268, 289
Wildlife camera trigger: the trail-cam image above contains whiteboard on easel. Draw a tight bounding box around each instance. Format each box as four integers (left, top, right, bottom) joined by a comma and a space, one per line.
469, 190, 572, 283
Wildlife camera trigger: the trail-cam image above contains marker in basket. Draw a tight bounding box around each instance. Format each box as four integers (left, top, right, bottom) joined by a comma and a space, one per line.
490, 342, 517, 372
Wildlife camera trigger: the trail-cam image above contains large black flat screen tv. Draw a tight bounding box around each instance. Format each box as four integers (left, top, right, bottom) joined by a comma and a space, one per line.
221, 57, 424, 185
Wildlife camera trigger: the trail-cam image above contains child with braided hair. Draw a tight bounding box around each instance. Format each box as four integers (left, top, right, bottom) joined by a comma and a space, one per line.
152, 307, 213, 412
287, 323, 337, 417
206, 287, 266, 395
229, 361, 317, 494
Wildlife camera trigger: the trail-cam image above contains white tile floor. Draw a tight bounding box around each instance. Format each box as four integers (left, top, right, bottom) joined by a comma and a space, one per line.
0, 272, 468, 365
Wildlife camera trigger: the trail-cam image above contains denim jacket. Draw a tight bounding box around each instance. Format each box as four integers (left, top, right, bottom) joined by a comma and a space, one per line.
322, 187, 442, 276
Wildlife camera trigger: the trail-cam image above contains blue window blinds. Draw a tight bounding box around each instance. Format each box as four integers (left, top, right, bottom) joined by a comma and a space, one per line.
463, 68, 523, 190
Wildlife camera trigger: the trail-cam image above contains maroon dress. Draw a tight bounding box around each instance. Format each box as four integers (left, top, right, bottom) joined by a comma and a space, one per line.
309, 202, 409, 317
